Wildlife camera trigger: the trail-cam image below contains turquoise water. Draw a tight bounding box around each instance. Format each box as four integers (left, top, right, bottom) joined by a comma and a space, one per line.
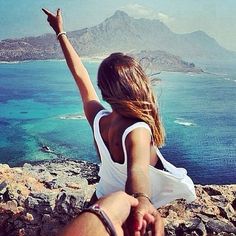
0, 60, 235, 184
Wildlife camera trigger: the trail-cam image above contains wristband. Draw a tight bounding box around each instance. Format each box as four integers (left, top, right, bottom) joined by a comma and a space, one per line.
132, 192, 153, 204
81, 204, 117, 236
57, 31, 67, 40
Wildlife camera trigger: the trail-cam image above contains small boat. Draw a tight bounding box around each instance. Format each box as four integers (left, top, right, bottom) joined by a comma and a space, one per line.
41, 145, 53, 153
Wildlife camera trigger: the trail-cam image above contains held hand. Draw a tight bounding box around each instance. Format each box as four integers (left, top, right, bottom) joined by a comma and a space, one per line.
132, 198, 164, 236
96, 191, 139, 235
42, 8, 63, 35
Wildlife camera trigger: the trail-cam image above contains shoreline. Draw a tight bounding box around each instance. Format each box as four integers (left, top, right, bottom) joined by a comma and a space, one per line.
1, 58, 232, 77
0, 57, 205, 74
0, 160, 236, 235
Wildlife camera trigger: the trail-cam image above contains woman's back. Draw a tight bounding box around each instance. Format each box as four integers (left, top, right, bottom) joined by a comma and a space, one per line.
98, 110, 158, 166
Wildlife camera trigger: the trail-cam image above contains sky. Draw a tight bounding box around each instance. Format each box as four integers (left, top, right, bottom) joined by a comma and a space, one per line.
0, 0, 235, 51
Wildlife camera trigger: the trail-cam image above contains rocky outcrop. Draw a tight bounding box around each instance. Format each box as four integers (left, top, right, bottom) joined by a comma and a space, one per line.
0, 160, 235, 236
132, 50, 203, 73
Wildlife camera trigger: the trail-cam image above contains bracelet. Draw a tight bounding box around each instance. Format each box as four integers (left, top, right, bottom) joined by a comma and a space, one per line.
81, 204, 117, 236
57, 31, 67, 40
132, 192, 153, 204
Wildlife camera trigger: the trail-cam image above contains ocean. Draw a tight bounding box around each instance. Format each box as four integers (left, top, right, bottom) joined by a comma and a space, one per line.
0, 60, 235, 184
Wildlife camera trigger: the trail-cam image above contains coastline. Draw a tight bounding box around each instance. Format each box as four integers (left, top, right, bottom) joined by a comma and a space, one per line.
0, 160, 235, 235
0, 56, 204, 74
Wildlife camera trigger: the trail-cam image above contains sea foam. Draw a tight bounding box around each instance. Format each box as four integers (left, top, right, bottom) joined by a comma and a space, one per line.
59, 113, 86, 120
174, 118, 196, 127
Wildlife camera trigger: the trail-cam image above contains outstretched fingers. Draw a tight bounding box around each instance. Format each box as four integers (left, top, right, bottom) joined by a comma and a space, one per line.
57, 8, 61, 17
42, 8, 54, 17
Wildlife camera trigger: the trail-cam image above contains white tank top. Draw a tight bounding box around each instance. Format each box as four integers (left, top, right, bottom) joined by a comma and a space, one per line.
94, 110, 196, 208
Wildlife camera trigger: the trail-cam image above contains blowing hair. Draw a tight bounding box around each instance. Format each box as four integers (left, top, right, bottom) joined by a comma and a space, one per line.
97, 52, 165, 147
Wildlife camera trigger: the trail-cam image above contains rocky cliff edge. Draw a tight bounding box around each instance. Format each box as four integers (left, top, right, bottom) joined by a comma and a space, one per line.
0, 160, 235, 236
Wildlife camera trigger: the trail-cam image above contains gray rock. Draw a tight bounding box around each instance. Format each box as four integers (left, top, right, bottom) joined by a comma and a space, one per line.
177, 218, 207, 236
44, 179, 58, 189
25, 193, 53, 214
23, 227, 41, 236
165, 224, 176, 235
197, 214, 211, 223
219, 204, 235, 220
25, 211, 42, 226
13, 220, 25, 229
211, 195, 228, 203
3, 187, 15, 201
218, 233, 236, 236
55, 190, 85, 216
0, 181, 7, 193
23, 164, 53, 182
232, 198, 236, 210
206, 219, 236, 233
203, 186, 222, 196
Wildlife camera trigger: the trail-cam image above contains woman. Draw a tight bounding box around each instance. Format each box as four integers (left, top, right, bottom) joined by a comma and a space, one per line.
43, 8, 195, 235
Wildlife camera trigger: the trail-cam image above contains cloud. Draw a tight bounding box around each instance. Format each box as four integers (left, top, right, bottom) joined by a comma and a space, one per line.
120, 4, 173, 24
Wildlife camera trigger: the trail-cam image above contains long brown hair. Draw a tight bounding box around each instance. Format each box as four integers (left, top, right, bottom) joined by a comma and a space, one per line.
97, 53, 165, 147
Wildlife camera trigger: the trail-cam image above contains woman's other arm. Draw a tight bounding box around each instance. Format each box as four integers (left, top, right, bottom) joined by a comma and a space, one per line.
125, 128, 164, 235
42, 8, 104, 126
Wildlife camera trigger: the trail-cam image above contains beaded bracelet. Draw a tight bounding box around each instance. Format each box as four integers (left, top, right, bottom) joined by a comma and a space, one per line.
57, 31, 67, 40
132, 192, 153, 204
81, 204, 117, 236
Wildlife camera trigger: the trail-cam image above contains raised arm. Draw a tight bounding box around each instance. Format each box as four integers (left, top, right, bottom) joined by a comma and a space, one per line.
42, 8, 104, 126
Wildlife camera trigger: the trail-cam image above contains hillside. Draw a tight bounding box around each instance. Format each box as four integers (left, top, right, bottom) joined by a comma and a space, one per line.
0, 10, 235, 63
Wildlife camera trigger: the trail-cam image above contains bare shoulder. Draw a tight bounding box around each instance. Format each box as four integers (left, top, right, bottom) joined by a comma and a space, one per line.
125, 126, 152, 167
125, 126, 152, 147
84, 100, 105, 127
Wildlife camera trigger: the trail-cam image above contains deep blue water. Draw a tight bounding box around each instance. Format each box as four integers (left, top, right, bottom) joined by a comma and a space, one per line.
0, 60, 235, 184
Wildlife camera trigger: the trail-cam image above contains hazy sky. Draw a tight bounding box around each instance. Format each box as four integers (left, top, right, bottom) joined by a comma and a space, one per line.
0, 0, 235, 51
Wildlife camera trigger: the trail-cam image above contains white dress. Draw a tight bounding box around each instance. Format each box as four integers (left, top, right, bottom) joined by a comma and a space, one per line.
94, 109, 196, 208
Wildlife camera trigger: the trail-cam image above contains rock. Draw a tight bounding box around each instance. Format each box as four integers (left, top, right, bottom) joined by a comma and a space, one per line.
197, 214, 212, 223
232, 198, 236, 210
21, 226, 41, 236
0, 181, 7, 194
0, 164, 10, 173
6, 200, 18, 212
165, 224, 176, 235
206, 219, 236, 234
55, 189, 85, 216
3, 188, 15, 201
201, 205, 220, 217
211, 195, 228, 206
26, 198, 53, 214
219, 204, 235, 220
203, 186, 222, 196
176, 218, 207, 236
44, 179, 57, 189
25, 213, 34, 221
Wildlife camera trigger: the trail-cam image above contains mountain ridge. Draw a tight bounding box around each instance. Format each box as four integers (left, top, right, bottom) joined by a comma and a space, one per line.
0, 10, 235, 64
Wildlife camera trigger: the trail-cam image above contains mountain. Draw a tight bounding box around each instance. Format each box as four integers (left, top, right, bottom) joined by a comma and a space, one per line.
0, 10, 235, 62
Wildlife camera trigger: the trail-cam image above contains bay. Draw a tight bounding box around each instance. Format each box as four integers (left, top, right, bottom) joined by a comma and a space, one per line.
0, 60, 235, 184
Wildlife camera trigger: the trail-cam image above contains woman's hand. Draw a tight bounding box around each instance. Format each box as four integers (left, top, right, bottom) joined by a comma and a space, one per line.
42, 8, 63, 35
132, 198, 164, 236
